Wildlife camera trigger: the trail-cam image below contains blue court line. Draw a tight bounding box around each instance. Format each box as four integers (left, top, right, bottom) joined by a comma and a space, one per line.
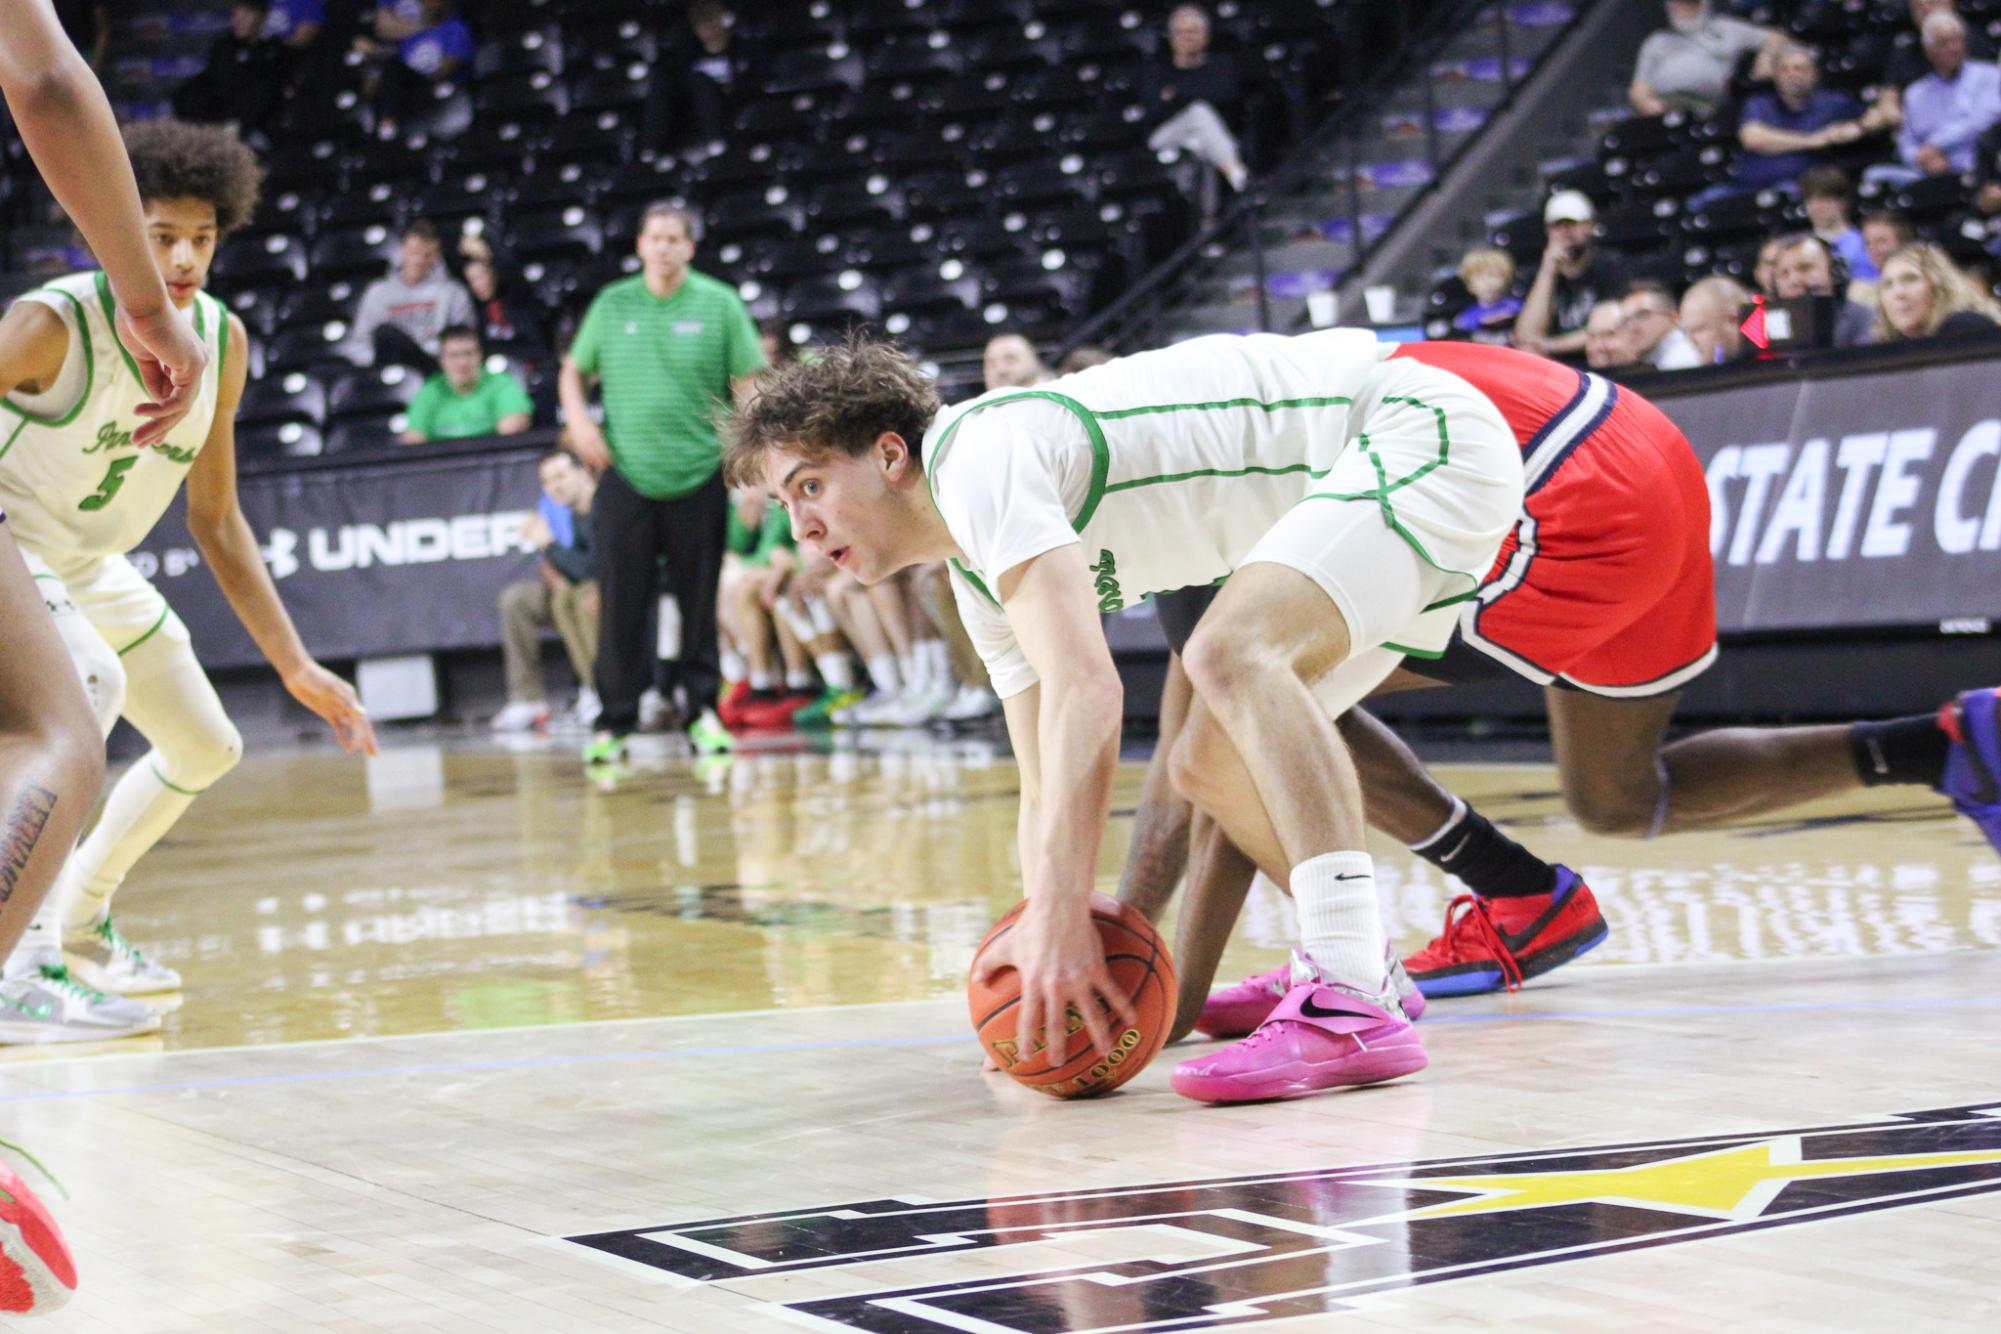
2, 995, 1998, 1105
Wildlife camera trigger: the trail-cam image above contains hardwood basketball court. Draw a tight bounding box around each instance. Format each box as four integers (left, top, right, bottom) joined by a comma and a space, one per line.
2, 731, 1995, 1332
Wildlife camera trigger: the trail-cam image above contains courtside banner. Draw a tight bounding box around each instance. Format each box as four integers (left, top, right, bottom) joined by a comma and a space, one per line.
1654, 358, 2001, 633
132, 449, 544, 668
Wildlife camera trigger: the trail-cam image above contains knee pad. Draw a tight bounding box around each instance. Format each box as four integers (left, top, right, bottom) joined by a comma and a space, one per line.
153, 713, 243, 793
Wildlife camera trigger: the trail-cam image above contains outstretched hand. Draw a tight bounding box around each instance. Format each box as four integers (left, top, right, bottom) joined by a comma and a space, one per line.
284, 662, 379, 756
115, 302, 208, 447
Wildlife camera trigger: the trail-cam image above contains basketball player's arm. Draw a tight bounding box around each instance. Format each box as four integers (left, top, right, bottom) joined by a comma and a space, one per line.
0, 0, 206, 445
0, 302, 73, 400
976, 545, 1135, 1068
184, 315, 379, 756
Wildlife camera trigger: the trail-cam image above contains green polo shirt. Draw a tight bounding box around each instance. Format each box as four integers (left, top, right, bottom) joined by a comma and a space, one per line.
405, 369, 534, 440
569, 270, 765, 499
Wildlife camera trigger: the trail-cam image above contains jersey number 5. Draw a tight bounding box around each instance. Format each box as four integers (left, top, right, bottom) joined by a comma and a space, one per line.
78, 457, 137, 511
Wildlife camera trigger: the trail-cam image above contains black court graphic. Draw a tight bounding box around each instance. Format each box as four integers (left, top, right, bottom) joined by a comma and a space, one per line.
567, 1104, 2001, 1331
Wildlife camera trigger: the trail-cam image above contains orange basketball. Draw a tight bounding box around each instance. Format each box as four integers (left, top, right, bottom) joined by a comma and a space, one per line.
967, 897, 1177, 1099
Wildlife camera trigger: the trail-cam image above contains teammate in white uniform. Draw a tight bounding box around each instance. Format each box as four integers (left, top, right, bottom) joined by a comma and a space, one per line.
727, 333, 1523, 1103
0, 120, 375, 1043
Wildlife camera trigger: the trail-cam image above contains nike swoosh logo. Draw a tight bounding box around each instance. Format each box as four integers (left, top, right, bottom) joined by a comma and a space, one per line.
1332, 873, 1370, 882
1297, 995, 1370, 1020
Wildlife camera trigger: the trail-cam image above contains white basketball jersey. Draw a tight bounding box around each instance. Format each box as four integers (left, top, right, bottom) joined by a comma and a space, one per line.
0, 271, 227, 560
926, 328, 1388, 611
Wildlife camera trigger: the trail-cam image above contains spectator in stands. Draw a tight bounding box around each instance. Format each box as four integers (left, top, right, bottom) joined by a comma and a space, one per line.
676, 2, 743, 151
1514, 190, 1628, 360
981, 332, 1050, 389
758, 317, 797, 370
1753, 234, 1785, 295
1629, 0, 1783, 118
1862, 208, 1919, 273
459, 234, 549, 357
494, 449, 599, 733
1875, 1, 1995, 127
355, 0, 472, 138
1873, 241, 2001, 339
1800, 166, 1877, 284
1582, 300, 1629, 369
1772, 232, 1877, 346
1680, 273, 1752, 364
346, 218, 476, 373
399, 326, 534, 443
1146, 4, 1250, 211
560, 203, 767, 761
1058, 345, 1116, 373
1619, 279, 1703, 369
1451, 246, 1523, 343
1882, 13, 2001, 183
1728, 44, 1887, 196
172, 1, 285, 138
263, 0, 324, 50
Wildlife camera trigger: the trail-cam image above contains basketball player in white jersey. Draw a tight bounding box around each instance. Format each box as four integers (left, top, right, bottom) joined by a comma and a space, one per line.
0, 120, 376, 1044
0, 0, 228, 1308
728, 332, 1524, 1103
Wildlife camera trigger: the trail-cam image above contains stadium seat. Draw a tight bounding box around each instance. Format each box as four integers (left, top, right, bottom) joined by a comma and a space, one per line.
327, 364, 424, 422
238, 420, 324, 462
308, 225, 401, 285
782, 271, 884, 328
707, 188, 806, 242
568, 64, 650, 117
238, 371, 327, 431
262, 322, 353, 376
325, 412, 405, 455
212, 230, 309, 289
507, 207, 604, 264
475, 70, 570, 128
807, 179, 903, 232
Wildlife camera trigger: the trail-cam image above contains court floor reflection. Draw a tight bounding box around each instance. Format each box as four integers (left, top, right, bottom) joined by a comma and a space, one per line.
39, 732, 1997, 1055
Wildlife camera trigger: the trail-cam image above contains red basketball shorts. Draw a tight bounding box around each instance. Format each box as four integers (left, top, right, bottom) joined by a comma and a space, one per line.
1458, 371, 1718, 697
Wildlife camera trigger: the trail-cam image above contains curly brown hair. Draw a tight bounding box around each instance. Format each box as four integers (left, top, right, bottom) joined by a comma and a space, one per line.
724, 335, 941, 488
122, 119, 262, 236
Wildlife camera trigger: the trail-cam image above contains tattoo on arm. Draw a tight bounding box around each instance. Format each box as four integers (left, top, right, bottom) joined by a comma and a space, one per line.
0, 784, 58, 907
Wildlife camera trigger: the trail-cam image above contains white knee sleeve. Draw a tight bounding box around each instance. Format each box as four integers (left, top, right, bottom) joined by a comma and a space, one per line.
53, 610, 126, 738
119, 630, 242, 792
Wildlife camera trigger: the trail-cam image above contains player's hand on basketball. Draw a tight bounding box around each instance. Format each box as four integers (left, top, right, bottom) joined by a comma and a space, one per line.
569, 420, 612, 473
974, 892, 1135, 1074
284, 662, 379, 756
115, 302, 208, 448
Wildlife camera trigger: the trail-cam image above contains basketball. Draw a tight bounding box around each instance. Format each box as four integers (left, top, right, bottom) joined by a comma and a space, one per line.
967, 897, 1177, 1099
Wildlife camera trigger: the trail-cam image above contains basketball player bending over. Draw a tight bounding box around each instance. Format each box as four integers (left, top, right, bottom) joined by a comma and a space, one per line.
728, 331, 1528, 1103
1115, 340, 2000, 1041
0, 120, 376, 1045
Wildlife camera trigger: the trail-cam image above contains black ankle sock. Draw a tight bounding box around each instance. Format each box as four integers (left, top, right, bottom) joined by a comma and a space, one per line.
1849, 714, 1951, 787
1415, 807, 1557, 899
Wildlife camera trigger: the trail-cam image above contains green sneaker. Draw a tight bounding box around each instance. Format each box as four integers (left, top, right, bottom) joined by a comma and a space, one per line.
795, 685, 864, 729
67, 916, 181, 995
688, 708, 734, 755
582, 732, 629, 767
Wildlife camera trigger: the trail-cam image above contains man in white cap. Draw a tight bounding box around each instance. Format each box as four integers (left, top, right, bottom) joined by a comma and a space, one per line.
1513, 190, 1629, 361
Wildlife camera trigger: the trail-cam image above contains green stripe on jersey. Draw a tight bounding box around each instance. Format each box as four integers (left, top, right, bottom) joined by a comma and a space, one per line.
568, 272, 764, 500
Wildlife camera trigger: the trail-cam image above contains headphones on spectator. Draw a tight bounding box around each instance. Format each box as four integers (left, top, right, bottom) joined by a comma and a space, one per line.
1777, 231, 1848, 292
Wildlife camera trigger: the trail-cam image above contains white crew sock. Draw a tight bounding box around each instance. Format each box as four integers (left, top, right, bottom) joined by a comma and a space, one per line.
815, 652, 854, 692
1408, 795, 1469, 853
899, 652, 923, 694
1291, 850, 1386, 992
748, 668, 777, 691
866, 654, 902, 695
785, 668, 814, 691
720, 649, 747, 684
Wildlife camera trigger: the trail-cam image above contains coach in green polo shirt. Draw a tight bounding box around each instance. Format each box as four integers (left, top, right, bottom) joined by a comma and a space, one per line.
559, 201, 766, 761
399, 325, 535, 443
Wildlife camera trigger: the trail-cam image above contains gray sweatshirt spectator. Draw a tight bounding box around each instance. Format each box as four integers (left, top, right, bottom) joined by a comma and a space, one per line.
346, 218, 475, 369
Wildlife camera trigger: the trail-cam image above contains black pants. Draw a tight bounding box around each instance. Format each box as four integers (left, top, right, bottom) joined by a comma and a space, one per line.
592, 467, 727, 735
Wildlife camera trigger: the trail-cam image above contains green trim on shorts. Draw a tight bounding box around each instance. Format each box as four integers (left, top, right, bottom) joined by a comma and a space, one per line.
1381, 640, 1445, 660
928, 388, 1111, 533
1, 288, 95, 430
147, 761, 204, 797
115, 604, 171, 656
